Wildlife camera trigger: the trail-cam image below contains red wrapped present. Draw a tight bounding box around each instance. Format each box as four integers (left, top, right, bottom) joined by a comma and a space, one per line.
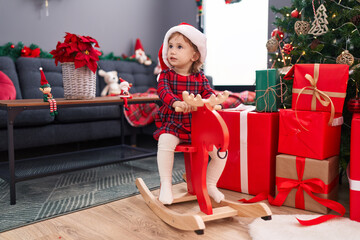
350, 113, 360, 222
284, 64, 348, 125
217, 106, 279, 196
278, 109, 342, 160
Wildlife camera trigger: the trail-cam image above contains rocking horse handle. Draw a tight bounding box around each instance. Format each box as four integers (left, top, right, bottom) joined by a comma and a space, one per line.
175, 105, 222, 112
175, 90, 230, 112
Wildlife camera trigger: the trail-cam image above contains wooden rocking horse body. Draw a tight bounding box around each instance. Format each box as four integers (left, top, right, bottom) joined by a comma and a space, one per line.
136, 91, 272, 233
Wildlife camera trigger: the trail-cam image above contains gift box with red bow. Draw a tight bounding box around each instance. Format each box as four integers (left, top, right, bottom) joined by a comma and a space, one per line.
276, 154, 340, 214
278, 109, 342, 160
217, 107, 279, 196
284, 64, 348, 117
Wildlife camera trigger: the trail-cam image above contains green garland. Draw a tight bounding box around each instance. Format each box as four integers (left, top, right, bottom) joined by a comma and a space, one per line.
0, 42, 151, 63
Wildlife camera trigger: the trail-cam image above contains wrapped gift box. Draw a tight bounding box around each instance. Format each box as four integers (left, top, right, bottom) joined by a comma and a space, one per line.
287, 64, 348, 114
217, 108, 279, 196
276, 154, 339, 214
278, 109, 342, 160
255, 69, 280, 112
350, 113, 360, 222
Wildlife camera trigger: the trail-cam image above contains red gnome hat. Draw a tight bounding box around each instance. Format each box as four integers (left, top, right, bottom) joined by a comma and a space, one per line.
39, 67, 50, 88
135, 38, 144, 51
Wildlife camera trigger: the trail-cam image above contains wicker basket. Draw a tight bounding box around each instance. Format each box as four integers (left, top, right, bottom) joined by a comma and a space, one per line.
61, 62, 96, 100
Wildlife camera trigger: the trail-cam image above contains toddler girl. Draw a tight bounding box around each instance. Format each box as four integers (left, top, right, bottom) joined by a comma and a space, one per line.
153, 23, 227, 205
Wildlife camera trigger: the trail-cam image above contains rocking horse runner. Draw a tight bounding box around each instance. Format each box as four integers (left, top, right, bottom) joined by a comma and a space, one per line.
136, 91, 272, 233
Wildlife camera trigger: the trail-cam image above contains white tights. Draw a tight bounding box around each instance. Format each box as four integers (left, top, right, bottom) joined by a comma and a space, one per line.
157, 133, 227, 205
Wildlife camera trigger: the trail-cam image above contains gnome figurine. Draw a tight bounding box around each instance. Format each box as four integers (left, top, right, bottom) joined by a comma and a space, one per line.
39, 67, 58, 116
119, 77, 133, 111
133, 38, 152, 66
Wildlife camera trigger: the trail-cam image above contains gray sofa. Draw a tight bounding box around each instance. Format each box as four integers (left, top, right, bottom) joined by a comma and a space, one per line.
0, 56, 159, 152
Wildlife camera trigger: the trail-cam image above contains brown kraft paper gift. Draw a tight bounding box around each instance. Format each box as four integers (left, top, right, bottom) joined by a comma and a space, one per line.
276, 154, 339, 214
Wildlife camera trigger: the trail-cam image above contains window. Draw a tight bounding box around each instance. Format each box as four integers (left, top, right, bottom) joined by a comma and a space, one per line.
204, 0, 269, 86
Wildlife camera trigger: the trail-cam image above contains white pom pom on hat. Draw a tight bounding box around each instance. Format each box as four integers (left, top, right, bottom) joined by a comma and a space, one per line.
160, 22, 207, 70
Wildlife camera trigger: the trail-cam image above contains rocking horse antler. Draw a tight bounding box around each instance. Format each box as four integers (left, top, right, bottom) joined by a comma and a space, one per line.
175, 90, 230, 112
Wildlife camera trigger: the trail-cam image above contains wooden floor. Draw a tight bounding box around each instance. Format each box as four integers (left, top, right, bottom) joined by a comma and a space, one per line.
0, 181, 350, 240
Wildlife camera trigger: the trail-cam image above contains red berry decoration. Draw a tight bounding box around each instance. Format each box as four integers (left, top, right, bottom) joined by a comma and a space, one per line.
291, 9, 300, 18
271, 28, 284, 40
10, 44, 15, 49
283, 43, 293, 54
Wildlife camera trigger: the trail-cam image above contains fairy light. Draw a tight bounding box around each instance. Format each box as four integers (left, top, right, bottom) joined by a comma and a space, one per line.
286, 13, 290, 17
332, 13, 336, 18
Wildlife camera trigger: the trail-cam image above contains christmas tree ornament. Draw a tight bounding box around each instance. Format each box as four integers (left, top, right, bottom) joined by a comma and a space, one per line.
309, 3, 329, 36
271, 28, 284, 40
283, 43, 293, 54
291, 9, 300, 18
266, 37, 278, 52
10, 44, 15, 49
348, 98, 360, 113
294, 21, 310, 35
310, 39, 321, 50
351, 15, 360, 26
336, 50, 355, 66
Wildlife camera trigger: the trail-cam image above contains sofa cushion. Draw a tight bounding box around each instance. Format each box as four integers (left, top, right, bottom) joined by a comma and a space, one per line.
16, 57, 64, 99
98, 60, 158, 94
0, 71, 16, 100
0, 56, 22, 99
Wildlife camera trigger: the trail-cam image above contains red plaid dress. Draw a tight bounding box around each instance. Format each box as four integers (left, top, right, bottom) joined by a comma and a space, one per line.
153, 69, 215, 143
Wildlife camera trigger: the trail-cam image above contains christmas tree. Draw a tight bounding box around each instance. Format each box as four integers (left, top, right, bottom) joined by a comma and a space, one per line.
268, 0, 360, 172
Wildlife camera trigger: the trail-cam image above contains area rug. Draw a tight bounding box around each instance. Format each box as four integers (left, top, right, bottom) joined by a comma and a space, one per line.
0, 153, 185, 233
249, 214, 360, 240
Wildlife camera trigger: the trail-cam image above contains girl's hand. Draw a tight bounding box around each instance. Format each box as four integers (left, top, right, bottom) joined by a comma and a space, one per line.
173, 101, 196, 113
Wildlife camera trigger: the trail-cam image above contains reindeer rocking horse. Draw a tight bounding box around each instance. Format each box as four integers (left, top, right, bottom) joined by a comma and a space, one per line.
136, 91, 272, 234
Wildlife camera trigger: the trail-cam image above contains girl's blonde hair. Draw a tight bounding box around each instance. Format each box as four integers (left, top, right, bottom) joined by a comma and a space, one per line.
168, 32, 203, 74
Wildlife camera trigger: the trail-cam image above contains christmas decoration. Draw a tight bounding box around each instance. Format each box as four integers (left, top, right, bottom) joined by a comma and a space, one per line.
336, 50, 354, 66
50, 32, 101, 73
308, 3, 329, 36
351, 15, 360, 26
310, 39, 321, 50
266, 37, 278, 52
271, 28, 284, 40
132, 38, 152, 66
269, 0, 360, 174
283, 43, 293, 55
39, 67, 58, 116
291, 9, 300, 18
10, 44, 14, 49
99, 69, 122, 96
119, 78, 133, 111
21, 46, 40, 58
348, 98, 360, 113
294, 21, 310, 35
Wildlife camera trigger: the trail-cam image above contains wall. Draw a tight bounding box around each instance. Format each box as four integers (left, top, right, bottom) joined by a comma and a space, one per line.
268, 0, 292, 37
0, 0, 197, 59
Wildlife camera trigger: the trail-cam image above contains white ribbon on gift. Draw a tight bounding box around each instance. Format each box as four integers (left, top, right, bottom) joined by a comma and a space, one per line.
347, 165, 360, 192
237, 104, 256, 194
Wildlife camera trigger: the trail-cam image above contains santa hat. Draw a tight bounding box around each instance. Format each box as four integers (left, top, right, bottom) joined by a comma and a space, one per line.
135, 38, 144, 51
160, 23, 207, 70
39, 67, 50, 88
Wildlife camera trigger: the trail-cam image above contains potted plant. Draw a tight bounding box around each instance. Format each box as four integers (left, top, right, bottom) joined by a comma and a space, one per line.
50, 32, 101, 99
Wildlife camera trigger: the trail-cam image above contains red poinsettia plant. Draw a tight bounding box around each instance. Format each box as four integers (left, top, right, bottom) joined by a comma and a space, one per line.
50, 32, 101, 73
